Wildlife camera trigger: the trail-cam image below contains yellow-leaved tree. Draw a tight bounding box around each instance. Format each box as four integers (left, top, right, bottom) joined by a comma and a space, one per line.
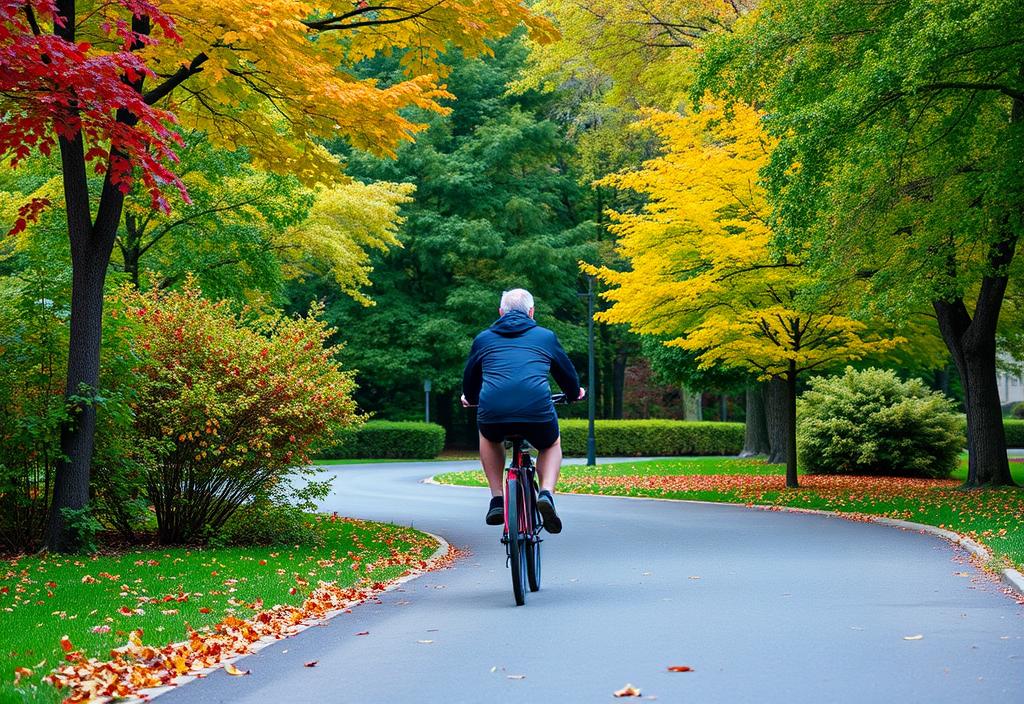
279, 180, 415, 305
586, 100, 899, 486
517, 0, 753, 109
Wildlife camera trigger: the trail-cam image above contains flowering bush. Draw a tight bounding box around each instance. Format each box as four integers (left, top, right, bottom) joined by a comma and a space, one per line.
797, 367, 962, 478
114, 283, 359, 544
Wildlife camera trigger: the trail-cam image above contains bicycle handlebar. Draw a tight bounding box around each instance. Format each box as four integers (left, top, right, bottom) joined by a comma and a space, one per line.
463, 393, 576, 409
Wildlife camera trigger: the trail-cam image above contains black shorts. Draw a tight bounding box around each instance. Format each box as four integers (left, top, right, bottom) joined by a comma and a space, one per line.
478, 419, 560, 450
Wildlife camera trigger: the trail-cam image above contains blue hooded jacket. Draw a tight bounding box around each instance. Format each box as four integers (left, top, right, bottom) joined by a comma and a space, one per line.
462, 310, 581, 423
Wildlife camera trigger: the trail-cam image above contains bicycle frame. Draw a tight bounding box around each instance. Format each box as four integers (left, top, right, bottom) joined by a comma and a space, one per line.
502, 438, 541, 557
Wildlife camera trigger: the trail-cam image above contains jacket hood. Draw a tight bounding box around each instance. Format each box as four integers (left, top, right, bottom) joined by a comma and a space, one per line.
490, 310, 537, 337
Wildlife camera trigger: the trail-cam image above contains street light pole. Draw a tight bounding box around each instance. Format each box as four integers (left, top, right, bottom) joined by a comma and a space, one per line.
587, 275, 597, 467
423, 378, 431, 424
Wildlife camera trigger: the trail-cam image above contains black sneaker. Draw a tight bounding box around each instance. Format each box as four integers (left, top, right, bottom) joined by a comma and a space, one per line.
485, 496, 504, 526
537, 490, 562, 534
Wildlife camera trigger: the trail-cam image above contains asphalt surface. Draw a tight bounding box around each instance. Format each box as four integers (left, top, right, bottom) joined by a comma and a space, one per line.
160, 459, 1024, 703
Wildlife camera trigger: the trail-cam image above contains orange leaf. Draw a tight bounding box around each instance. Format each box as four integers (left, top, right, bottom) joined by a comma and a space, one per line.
224, 663, 249, 676
667, 666, 693, 672
13, 667, 32, 684
613, 684, 642, 697
199, 607, 211, 614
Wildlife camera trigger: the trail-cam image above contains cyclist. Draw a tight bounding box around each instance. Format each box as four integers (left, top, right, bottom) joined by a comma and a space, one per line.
461, 288, 585, 534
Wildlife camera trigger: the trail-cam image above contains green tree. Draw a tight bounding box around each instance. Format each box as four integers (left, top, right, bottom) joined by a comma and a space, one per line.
291, 37, 597, 441
699, 0, 1024, 486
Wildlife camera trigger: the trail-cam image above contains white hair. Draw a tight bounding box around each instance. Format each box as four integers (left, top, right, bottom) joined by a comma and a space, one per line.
499, 288, 534, 315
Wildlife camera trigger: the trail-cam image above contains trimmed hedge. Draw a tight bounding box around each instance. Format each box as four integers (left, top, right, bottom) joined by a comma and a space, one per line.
1004, 419, 1024, 448
559, 419, 744, 457
320, 421, 446, 459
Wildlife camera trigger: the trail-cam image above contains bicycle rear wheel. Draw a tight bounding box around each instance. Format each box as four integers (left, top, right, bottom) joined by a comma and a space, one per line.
525, 483, 541, 591
526, 535, 541, 592
506, 476, 527, 606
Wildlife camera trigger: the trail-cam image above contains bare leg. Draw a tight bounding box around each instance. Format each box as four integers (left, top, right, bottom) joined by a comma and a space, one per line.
535, 437, 562, 493
479, 432, 506, 497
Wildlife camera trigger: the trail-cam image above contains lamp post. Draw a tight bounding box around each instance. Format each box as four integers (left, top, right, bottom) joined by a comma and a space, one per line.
586, 276, 597, 466
423, 378, 431, 424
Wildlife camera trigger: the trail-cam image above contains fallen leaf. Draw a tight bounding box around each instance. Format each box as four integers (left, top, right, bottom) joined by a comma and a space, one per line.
198, 607, 212, 614
59, 635, 73, 652
91, 625, 111, 634
903, 635, 924, 641
614, 684, 642, 697
225, 663, 250, 676
666, 666, 693, 672
13, 667, 32, 684
304, 660, 318, 668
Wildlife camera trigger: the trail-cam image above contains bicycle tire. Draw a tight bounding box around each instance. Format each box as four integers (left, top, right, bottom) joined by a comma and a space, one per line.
507, 476, 527, 606
525, 483, 541, 591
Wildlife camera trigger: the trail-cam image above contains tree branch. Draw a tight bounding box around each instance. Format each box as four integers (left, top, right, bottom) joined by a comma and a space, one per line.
144, 53, 209, 105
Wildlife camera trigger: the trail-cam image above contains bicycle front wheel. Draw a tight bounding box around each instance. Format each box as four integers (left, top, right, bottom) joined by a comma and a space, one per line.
506, 476, 527, 606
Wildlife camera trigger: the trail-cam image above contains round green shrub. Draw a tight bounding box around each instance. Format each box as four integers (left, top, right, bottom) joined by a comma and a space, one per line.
797, 367, 963, 478
1012, 402, 1024, 419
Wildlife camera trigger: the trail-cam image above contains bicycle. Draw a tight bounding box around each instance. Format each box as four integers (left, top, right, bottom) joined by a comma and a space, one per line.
501, 393, 568, 606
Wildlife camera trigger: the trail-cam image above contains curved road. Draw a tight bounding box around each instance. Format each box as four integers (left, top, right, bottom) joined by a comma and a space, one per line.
162, 460, 1024, 703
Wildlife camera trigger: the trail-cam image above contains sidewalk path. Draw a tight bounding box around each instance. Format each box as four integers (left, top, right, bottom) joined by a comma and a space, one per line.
159, 459, 1024, 703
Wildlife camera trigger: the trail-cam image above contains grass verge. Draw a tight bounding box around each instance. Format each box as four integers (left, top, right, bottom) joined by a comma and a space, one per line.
435, 454, 1024, 570
1, 517, 437, 704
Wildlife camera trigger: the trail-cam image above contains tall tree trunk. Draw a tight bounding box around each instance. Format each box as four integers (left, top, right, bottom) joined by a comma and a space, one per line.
784, 363, 799, 488
740, 383, 770, 457
682, 387, 702, 421
763, 376, 789, 465
719, 394, 728, 421
47, 2, 143, 551
934, 293, 1016, 487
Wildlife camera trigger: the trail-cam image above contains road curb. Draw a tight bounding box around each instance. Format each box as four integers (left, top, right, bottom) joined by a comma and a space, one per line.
129, 529, 453, 703
424, 474, 1024, 599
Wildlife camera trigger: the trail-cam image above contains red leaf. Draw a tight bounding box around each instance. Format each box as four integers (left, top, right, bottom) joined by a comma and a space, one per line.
60, 635, 73, 652
304, 660, 318, 667
667, 665, 693, 672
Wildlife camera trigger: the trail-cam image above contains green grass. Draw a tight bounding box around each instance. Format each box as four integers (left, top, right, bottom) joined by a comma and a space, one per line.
434, 456, 774, 487
435, 453, 1024, 571
1, 518, 437, 704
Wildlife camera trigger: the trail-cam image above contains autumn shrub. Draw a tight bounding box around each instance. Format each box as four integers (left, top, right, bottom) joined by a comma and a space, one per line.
559, 419, 744, 457
115, 283, 359, 544
217, 500, 324, 547
797, 367, 962, 478
319, 421, 445, 459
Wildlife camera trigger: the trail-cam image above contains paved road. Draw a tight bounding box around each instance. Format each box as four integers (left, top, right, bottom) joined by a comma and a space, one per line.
162, 460, 1024, 703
